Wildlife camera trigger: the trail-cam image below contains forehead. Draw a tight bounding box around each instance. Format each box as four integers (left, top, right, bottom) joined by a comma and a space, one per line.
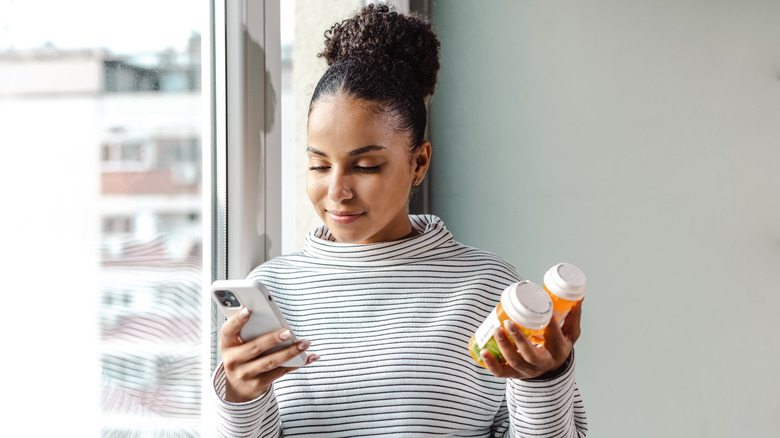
307, 95, 408, 153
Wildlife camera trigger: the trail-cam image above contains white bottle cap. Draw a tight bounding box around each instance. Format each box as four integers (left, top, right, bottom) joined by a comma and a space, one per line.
500, 281, 553, 330
544, 262, 587, 302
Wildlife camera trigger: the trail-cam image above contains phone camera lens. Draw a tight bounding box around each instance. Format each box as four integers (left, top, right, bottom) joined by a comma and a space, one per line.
215, 290, 241, 307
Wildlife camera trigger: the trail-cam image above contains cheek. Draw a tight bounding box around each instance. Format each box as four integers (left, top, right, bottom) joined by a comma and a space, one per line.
376, 171, 412, 204
306, 174, 322, 203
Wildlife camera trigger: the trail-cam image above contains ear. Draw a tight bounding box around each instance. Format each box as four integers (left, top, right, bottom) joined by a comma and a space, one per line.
412, 141, 432, 179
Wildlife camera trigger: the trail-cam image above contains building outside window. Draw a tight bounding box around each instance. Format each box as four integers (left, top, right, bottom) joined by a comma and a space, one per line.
0, 1, 204, 436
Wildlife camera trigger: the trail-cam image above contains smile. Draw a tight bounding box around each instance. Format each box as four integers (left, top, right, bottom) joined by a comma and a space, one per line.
328, 211, 365, 225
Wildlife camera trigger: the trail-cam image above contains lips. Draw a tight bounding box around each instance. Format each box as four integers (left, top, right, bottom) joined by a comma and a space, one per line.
328, 211, 364, 225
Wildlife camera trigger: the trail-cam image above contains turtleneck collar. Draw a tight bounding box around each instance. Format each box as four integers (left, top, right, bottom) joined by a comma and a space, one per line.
302, 214, 455, 263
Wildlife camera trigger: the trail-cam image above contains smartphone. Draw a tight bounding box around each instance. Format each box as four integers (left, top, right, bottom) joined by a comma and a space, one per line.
211, 279, 307, 367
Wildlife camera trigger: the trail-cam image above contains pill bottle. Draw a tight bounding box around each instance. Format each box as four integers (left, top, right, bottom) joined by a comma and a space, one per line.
468, 281, 553, 367
543, 262, 586, 326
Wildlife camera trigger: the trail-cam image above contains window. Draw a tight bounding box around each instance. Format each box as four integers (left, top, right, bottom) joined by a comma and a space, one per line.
1, 0, 296, 435
101, 141, 148, 170
102, 216, 134, 235
1, 0, 205, 435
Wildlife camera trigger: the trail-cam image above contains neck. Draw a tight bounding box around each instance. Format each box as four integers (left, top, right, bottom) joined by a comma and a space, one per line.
400, 226, 421, 240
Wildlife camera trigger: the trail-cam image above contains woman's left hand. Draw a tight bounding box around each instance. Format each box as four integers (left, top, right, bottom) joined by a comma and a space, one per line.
481, 300, 582, 380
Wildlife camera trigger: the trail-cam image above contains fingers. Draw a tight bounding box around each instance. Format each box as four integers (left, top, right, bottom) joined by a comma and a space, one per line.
480, 345, 514, 378
561, 300, 583, 345
242, 339, 318, 376
220, 306, 251, 348
542, 315, 571, 362
226, 358, 296, 402
485, 320, 572, 380
482, 323, 536, 379
222, 333, 318, 403
503, 320, 541, 364
228, 327, 299, 366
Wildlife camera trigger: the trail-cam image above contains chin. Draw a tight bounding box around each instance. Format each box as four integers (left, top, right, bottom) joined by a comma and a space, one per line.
328, 228, 369, 244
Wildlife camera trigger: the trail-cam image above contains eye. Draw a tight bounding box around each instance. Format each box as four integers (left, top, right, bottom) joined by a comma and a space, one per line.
308, 165, 330, 172
355, 165, 382, 173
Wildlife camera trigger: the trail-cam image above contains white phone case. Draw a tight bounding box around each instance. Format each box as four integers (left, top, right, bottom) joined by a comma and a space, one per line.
211, 279, 307, 367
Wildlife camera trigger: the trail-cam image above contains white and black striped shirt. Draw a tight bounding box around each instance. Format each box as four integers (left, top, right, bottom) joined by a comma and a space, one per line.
212, 215, 587, 437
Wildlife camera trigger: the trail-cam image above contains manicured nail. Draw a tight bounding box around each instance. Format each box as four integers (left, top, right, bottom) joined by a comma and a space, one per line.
503, 320, 517, 334
279, 329, 292, 341
297, 339, 311, 351
308, 354, 320, 363
495, 328, 506, 341
239, 307, 250, 320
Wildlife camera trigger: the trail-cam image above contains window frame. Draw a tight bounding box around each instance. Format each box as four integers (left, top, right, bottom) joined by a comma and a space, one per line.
201, 0, 282, 429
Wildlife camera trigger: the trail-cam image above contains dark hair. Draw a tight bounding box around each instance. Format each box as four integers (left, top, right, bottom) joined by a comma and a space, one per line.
309, 4, 440, 151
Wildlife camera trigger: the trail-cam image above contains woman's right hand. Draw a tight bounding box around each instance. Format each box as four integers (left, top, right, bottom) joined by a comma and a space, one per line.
220, 307, 318, 403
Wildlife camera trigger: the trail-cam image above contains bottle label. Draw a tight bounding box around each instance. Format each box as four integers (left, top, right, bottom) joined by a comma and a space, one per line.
474, 308, 501, 349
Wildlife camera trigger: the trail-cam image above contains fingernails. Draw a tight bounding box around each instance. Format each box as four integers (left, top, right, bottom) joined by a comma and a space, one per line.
239, 307, 250, 320
279, 329, 292, 341
308, 354, 320, 363
495, 328, 506, 341
503, 320, 517, 334
297, 339, 311, 351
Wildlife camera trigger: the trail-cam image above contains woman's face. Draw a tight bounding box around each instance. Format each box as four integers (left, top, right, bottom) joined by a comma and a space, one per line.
306, 94, 430, 244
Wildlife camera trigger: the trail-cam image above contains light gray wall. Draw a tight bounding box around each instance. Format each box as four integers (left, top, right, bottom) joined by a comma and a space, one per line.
430, 1, 780, 436
289, 0, 363, 252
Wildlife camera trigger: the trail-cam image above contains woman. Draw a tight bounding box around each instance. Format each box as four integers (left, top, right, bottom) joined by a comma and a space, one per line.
212, 5, 587, 437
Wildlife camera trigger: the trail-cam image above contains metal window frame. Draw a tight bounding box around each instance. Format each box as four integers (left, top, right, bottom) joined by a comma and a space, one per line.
202, 0, 281, 428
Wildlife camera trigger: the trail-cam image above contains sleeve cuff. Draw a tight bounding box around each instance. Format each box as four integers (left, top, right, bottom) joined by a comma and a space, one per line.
505, 349, 583, 435
210, 362, 279, 437
523, 349, 575, 382
212, 361, 275, 406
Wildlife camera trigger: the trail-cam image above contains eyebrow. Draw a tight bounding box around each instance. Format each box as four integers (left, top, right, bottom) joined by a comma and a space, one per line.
306, 145, 387, 157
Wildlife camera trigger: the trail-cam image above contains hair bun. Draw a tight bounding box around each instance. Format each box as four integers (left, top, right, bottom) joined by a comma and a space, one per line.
319, 4, 440, 98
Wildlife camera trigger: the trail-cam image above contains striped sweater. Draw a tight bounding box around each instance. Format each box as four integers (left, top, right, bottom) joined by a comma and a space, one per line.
212, 215, 587, 437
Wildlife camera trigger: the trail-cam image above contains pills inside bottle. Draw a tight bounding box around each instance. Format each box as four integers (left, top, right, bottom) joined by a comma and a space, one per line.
543, 263, 586, 326
468, 281, 553, 367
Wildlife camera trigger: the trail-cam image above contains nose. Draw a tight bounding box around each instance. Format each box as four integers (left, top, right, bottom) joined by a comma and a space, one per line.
327, 170, 353, 203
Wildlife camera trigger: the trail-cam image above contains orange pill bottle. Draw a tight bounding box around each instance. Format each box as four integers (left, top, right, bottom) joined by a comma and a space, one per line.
543, 262, 587, 326
468, 281, 553, 367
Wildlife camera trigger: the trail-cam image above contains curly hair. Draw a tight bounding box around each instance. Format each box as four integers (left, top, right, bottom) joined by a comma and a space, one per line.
309, 4, 441, 150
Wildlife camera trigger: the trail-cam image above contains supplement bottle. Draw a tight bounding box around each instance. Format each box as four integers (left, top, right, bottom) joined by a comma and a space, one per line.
543, 262, 586, 326
468, 281, 553, 367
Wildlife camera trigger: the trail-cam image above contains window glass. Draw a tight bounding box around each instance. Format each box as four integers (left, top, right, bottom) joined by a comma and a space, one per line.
0, 1, 203, 435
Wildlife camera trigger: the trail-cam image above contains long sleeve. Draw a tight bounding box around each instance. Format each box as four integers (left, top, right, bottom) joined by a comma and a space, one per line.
210, 363, 282, 438
505, 352, 588, 437
205, 215, 587, 437
490, 394, 510, 437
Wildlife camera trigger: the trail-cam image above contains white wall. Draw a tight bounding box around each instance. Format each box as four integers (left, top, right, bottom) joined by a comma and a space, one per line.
430, 1, 780, 436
